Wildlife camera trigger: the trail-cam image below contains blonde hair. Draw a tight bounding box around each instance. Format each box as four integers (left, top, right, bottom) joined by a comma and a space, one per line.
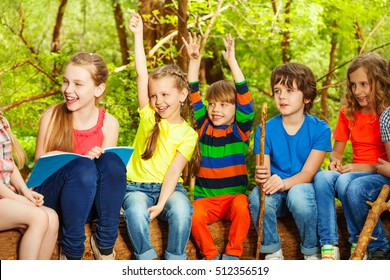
206, 80, 237, 104
142, 64, 188, 160
343, 52, 390, 122
141, 64, 201, 174
44, 52, 109, 153
0, 112, 27, 169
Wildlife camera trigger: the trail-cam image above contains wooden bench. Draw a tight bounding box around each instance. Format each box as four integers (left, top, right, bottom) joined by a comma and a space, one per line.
3, 207, 384, 260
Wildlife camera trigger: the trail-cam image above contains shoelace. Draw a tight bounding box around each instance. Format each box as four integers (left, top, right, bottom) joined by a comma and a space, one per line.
321, 247, 336, 260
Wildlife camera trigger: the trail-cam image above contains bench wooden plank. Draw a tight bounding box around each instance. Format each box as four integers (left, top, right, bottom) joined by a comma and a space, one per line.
2, 208, 388, 260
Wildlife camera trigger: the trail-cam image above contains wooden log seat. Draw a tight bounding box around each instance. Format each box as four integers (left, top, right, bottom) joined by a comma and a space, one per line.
1, 207, 389, 260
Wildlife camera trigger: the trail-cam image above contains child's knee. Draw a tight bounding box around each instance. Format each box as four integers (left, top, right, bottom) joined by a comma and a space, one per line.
191, 204, 207, 225
29, 208, 50, 231
46, 208, 59, 232
232, 194, 249, 213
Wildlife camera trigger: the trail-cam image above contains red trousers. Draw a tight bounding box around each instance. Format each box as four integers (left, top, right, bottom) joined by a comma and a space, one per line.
191, 194, 250, 260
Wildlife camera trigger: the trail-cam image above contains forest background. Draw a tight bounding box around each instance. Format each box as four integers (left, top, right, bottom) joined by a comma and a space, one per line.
1, 0, 390, 193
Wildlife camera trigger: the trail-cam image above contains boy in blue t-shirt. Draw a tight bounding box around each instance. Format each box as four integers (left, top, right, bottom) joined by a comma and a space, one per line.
248, 63, 332, 260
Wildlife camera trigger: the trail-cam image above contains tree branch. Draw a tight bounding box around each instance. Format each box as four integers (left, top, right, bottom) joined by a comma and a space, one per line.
18, 8, 37, 56
359, 6, 390, 54
113, 3, 232, 73
0, 60, 58, 85
199, 0, 224, 56
148, 3, 231, 58
0, 89, 61, 112
316, 42, 390, 82
351, 184, 390, 260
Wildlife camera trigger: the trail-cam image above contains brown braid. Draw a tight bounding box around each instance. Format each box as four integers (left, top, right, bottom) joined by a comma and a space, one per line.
141, 112, 161, 160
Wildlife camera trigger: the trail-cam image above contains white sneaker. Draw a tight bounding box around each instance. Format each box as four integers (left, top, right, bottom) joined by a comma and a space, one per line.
91, 234, 116, 260
304, 253, 321, 260
265, 249, 284, 260
349, 243, 368, 260
321, 245, 340, 260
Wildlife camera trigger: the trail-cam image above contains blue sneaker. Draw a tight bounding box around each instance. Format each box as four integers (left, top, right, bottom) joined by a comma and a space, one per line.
222, 254, 239, 260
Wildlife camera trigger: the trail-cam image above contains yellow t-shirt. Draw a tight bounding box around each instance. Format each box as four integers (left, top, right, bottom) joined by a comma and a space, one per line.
126, 104, 198, 183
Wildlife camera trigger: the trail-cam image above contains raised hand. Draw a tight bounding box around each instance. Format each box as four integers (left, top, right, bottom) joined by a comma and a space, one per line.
222, 33, 236, 63
182, 32, 201, 60
128, 13, 143, 34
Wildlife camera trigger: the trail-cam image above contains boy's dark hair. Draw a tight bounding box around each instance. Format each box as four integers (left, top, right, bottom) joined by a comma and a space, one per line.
270, 63, 317, 114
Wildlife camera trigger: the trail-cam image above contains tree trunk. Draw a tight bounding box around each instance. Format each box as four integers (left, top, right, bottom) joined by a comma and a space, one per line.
281, 0, 291, 64
113, 0, 130, 65
355, 21, 363, 54
51, 0, 68, 53
176, 0, 188, 71
320, 21, 338, 122
139, 0, 162, 57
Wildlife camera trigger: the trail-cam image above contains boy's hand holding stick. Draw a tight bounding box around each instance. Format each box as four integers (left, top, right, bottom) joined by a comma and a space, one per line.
256, 102, 267, 260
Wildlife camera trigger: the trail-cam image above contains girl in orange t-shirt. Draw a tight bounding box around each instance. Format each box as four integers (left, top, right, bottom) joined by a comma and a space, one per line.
313, 52, 390, 260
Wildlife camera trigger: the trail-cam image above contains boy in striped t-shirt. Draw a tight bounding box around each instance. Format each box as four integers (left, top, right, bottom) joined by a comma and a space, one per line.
182, 33, 254, 260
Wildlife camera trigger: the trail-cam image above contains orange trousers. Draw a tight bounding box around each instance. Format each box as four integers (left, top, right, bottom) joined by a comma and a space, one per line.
191, 194, 250, 260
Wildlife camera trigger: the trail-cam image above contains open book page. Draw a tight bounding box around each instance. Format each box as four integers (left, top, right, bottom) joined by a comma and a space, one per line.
26, 146, 134, 188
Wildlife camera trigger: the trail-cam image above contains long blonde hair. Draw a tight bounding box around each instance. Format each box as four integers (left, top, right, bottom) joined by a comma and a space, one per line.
141, 64, 201, 174
0, 112, 27, 169
44, 52, 109, 153
343, 52, 390, 123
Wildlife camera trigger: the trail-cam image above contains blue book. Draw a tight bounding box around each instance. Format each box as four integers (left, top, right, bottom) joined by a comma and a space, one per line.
26, 146, 134, 188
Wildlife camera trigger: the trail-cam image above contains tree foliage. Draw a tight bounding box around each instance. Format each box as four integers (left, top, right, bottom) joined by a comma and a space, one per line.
1, 0, 390, 186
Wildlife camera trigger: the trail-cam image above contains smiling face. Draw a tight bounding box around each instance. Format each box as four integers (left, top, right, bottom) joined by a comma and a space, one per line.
349, 67, 373, 113
148, 76, 188, 124
61, 63, 105, 112
207, 100, 236, 126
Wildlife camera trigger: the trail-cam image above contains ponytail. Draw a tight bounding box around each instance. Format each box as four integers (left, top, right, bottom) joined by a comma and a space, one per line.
44, 103, 74, 153
141, 112, 161, 160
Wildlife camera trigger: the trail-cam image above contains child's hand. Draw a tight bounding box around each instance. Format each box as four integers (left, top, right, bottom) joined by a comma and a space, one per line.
262, 174, 285, 195
337, 163, 355, 173
182, 32, 201, 60
254, 165, 270, 185
84, 146, 104, 159
328, 159, 342, 171
377, 158, 390, 177
222, 33, 236, 63
20, 188, 44, 206
148, 204, 164, 221
128, 13, 143, 34
30, 191, 44, 206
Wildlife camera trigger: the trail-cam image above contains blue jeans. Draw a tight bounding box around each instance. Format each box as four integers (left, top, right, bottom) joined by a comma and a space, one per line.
346, 173, 390, 252
314, 170, 373, 246
34, 152, 127, 259
122, 182, 193, 260
249, 183, 319, 256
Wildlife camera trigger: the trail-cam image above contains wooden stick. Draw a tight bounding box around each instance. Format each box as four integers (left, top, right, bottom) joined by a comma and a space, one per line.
351, 184, 390, 260
255, 102, 267, 260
